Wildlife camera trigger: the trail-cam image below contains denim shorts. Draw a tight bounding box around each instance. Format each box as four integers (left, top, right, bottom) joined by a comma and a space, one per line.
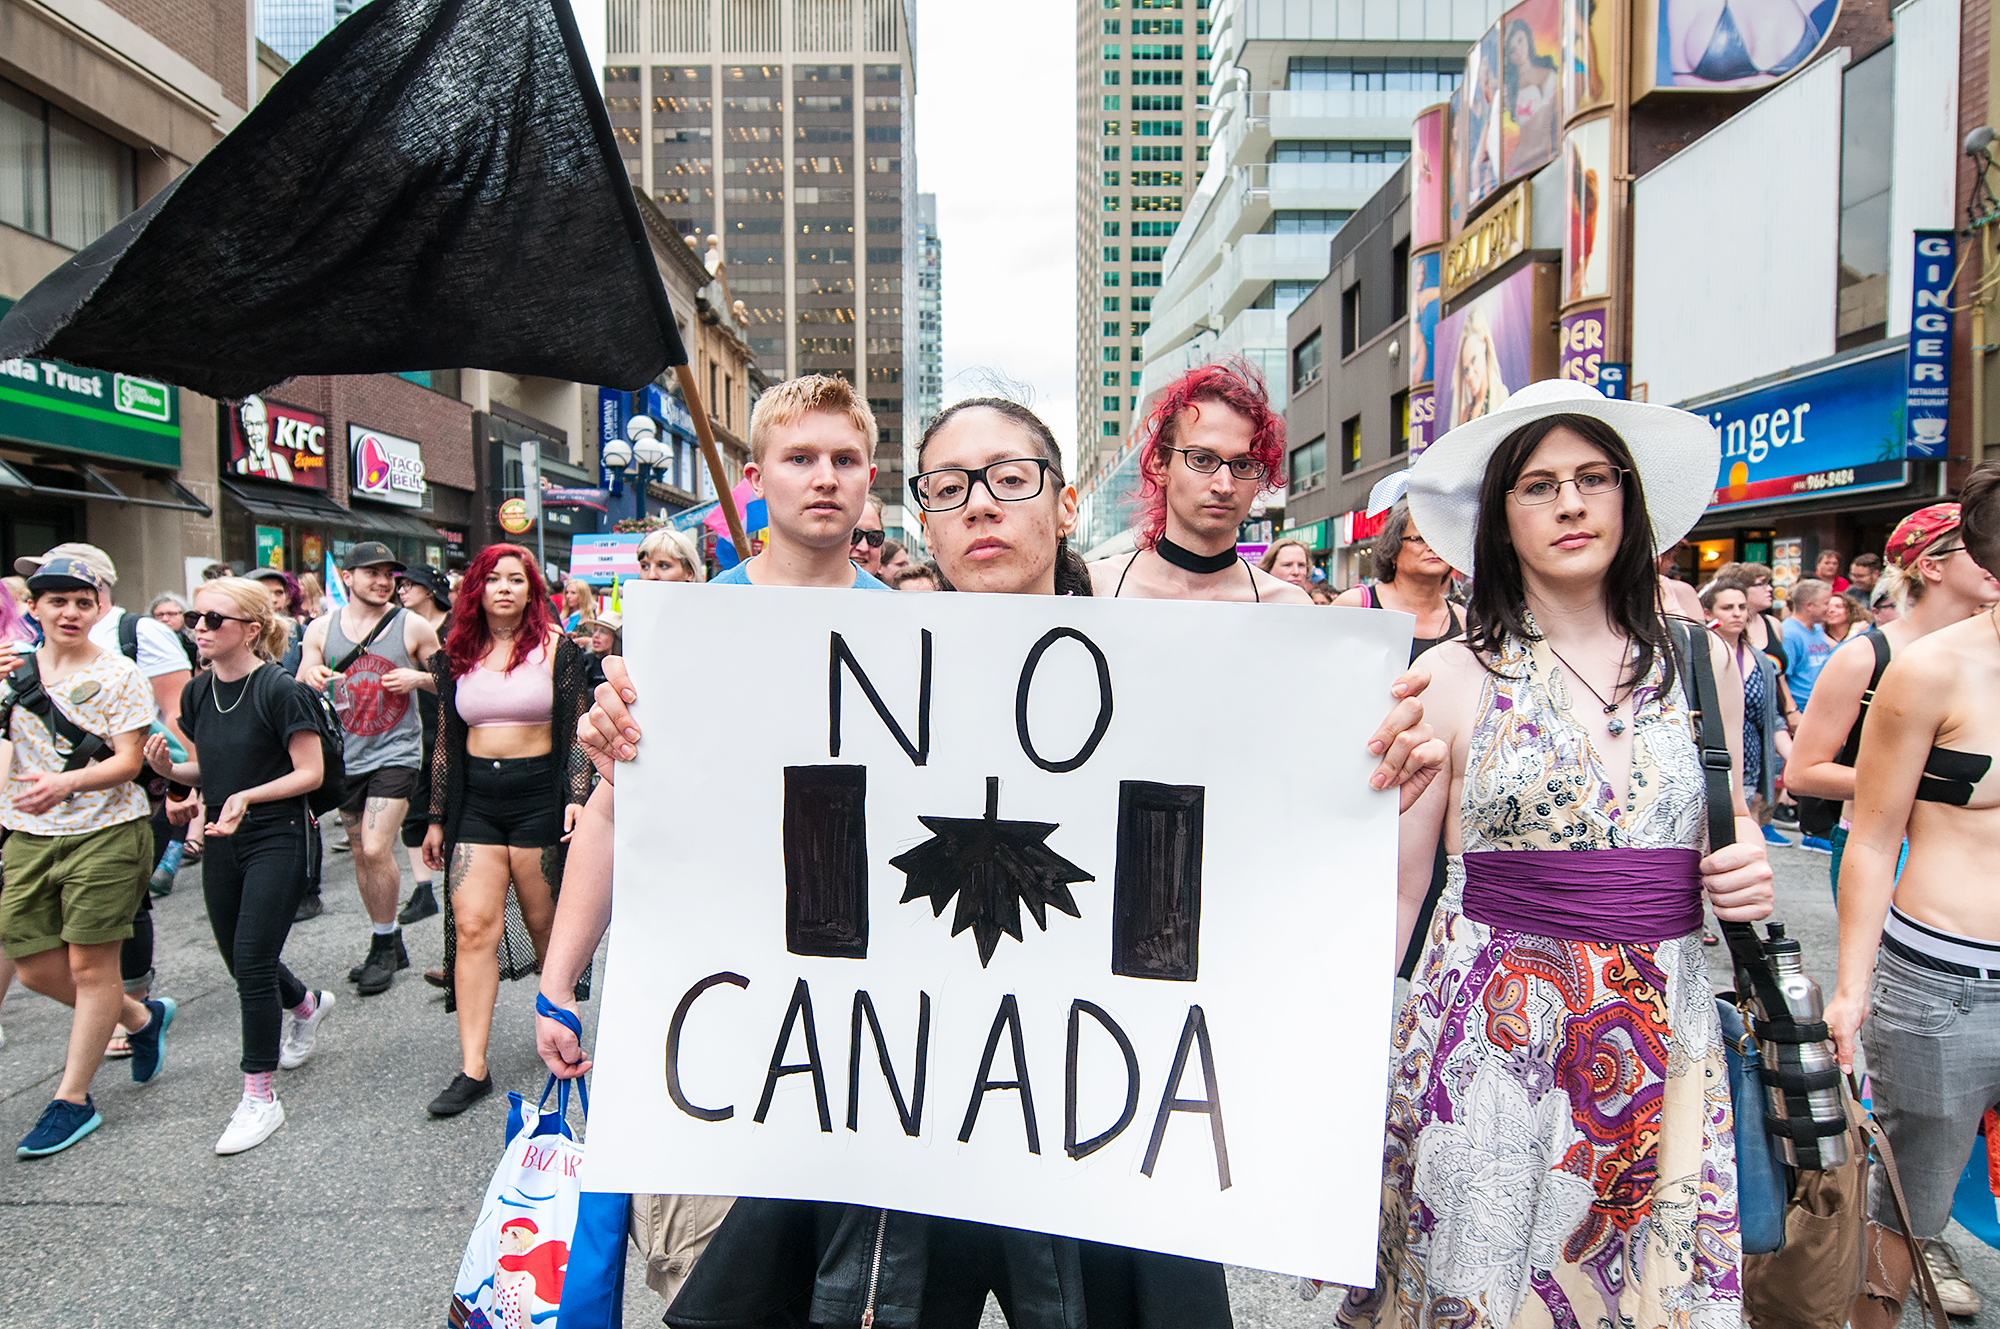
455, 753, 562, 848
1859, 945, 2000, 1235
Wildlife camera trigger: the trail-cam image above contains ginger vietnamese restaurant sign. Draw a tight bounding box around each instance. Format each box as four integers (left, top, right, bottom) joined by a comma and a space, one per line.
1697, 345, 1908, 511
349, 424, 426, 507
0, 297, 180, 468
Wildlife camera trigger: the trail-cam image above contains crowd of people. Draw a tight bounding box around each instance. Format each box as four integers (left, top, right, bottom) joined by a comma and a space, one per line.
1, 358, 1994, 1329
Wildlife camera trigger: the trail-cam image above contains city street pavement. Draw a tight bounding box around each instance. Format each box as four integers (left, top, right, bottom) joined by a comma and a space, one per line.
0, 833, 1992, 1327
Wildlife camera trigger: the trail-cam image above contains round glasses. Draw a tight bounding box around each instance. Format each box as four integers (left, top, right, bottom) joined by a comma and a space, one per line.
908, 458, 1052, 512
1510, 466, 1627, 506
1163, 446, 1270, 484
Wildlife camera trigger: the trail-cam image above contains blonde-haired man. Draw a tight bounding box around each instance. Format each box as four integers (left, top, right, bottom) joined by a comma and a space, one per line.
712, 373, 887, 590
538, 374, 887, 1076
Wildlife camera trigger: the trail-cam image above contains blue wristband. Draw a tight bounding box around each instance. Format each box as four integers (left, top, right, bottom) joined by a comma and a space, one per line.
536, 990, 583, 1039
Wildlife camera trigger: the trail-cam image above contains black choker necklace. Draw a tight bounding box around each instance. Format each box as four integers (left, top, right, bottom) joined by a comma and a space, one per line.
1155, 536, 1240, 575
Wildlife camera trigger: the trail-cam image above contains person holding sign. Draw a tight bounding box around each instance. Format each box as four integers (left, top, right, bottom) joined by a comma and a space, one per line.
541, 376, 892, 1077
421, 544, 594, 1118
1341, 380, 1774, 1326
1088, 361, 1312, 605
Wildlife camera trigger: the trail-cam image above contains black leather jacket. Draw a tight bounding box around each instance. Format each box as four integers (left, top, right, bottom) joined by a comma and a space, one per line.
666, 1199, 1233, 1329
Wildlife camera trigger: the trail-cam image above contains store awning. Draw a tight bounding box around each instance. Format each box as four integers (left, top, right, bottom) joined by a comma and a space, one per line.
346, 502, 451, 540
221, 481, 442, 541
221, 478, 353, 525
0, 457, 211, 515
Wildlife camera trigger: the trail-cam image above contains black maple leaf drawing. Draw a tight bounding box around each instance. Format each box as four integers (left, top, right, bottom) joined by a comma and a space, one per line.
890, 776, 1096, 967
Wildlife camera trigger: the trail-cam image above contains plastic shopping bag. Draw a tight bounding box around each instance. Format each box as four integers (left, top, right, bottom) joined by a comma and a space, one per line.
531, 998, 628, 1329
450, 1078, 585, 1329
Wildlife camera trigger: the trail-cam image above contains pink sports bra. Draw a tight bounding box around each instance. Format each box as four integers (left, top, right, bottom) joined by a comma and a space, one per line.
456, 643, 555, 729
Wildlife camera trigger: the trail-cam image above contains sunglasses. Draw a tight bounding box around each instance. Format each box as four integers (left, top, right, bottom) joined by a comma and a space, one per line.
851, 528, 887, 548
192, 611, 258, 630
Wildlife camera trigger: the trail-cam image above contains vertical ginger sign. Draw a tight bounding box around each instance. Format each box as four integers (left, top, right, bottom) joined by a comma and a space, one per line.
583, 583, 1409, 1284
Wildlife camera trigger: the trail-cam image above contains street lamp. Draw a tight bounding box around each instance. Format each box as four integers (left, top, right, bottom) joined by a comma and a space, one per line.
606, 414, 673, 521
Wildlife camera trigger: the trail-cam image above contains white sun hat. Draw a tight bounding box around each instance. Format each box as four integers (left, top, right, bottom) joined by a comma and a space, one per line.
1407, 378, 1720, 575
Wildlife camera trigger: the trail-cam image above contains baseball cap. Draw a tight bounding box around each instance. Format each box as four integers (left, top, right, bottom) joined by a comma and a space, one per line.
245, 566, 289, 584
15, 541, 117, 586
26, 556, 102, 593
341, 541, 405, 572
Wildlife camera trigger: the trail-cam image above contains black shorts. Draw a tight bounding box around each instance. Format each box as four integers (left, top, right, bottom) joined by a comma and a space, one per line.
339, 764, 424, 817
455, 754, 563, 849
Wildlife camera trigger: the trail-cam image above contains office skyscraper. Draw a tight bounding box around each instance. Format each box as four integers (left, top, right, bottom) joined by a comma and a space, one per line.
1074, 0, 1213, 486
606, 0, 918, 536
256, 0, 361, 64
914, 192, 941, 436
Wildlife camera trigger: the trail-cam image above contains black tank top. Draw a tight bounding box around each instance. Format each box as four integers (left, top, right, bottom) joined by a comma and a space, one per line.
1357, 583, 1464, 665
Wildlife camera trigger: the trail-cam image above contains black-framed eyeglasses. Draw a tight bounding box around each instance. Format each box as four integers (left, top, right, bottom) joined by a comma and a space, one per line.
850, 527, 887, 548
192, 611, 258, 631
908, 458, 1053, 512
1510, 466, 1627, 506
1163, 446, 1270, 483
1401, 534, 1432, 547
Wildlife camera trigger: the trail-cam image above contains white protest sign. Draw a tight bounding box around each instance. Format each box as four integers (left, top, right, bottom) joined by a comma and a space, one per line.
584, 582, 1410, 1284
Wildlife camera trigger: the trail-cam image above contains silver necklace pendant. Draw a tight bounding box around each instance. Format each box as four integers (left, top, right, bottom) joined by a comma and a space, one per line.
1606, 714, 1626, 737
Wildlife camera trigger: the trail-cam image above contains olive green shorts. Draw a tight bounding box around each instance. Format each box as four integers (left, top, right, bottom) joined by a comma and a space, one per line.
0, 818, 152, 959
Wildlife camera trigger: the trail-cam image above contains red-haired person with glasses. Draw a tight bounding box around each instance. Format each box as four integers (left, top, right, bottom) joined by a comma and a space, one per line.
1088, 359, 1310, 603
420, 544, 593, 1118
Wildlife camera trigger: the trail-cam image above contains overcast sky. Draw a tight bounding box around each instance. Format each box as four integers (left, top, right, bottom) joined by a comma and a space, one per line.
913, 2, 1078, 466
572, 2, 1078, 464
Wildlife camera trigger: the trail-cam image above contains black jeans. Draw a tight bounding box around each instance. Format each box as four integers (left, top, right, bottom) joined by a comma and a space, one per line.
202, 813, 312, 1074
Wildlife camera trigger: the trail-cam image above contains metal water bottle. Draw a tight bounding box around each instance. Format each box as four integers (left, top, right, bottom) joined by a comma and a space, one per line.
1757, 923, 1849, 1168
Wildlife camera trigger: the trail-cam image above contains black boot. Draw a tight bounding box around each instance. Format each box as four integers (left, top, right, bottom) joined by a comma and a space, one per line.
398, 881, 439, 925
349, 930, 410, 994
293, 892, 324, 923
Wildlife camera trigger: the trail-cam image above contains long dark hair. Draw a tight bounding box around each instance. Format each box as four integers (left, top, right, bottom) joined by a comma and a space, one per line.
444, 543, 554, 678
1464, 412, 1669, 686
915, 398, 1093, 597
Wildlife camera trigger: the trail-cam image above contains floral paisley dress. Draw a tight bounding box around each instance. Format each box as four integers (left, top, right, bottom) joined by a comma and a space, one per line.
1338, 632, 1740, 1329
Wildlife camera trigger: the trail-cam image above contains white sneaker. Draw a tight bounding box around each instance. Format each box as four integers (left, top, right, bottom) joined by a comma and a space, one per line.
215, 1093, 285, 1155
278, 991, 334, 1070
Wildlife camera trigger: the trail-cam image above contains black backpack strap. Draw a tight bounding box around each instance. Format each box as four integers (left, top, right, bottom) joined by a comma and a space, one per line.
118, 609, 140, 662
331, 607, 400, 675
5, 655, 113, 772
1833, 627, 1893, 768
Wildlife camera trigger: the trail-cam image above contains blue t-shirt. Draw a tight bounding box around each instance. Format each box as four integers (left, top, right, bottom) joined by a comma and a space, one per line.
710, 560, 891, 589
1781, 617, 1834, 708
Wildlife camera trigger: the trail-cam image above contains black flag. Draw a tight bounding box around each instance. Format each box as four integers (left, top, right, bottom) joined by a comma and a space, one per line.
0, 0, 685, 398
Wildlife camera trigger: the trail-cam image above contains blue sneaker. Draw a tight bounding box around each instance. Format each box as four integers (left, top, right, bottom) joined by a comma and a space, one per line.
1800, 836, 1834, 854
17, 1096, 101, 1158
1761, 825, 1792, 846
129, 997, 176, 1085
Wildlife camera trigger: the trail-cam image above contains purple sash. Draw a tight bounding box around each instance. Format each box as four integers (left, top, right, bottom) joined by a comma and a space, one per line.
1461, 847, 1704, 943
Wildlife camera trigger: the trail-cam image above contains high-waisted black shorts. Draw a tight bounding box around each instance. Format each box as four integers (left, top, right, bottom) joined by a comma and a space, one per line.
455, 753, 562, 848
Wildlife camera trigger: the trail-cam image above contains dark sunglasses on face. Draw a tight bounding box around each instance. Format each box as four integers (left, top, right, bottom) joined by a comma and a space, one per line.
193, 611, 257, 630
851, 527, 887, 548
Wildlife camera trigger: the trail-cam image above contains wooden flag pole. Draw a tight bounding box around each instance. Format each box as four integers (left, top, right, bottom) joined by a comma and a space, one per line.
674, 363, 752, 558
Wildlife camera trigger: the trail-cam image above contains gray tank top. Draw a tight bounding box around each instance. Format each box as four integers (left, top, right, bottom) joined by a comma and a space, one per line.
324, 605, 424, 774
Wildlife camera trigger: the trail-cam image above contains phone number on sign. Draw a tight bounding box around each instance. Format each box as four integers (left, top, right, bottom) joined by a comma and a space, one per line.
1796, 469, 1856, 492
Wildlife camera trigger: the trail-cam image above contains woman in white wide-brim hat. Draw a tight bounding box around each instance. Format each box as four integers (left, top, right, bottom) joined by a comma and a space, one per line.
1335, 379, 1774, 1328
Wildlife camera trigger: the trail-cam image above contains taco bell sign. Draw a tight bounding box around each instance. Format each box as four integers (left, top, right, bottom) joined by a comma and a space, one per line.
1905, 231, 1955, 460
